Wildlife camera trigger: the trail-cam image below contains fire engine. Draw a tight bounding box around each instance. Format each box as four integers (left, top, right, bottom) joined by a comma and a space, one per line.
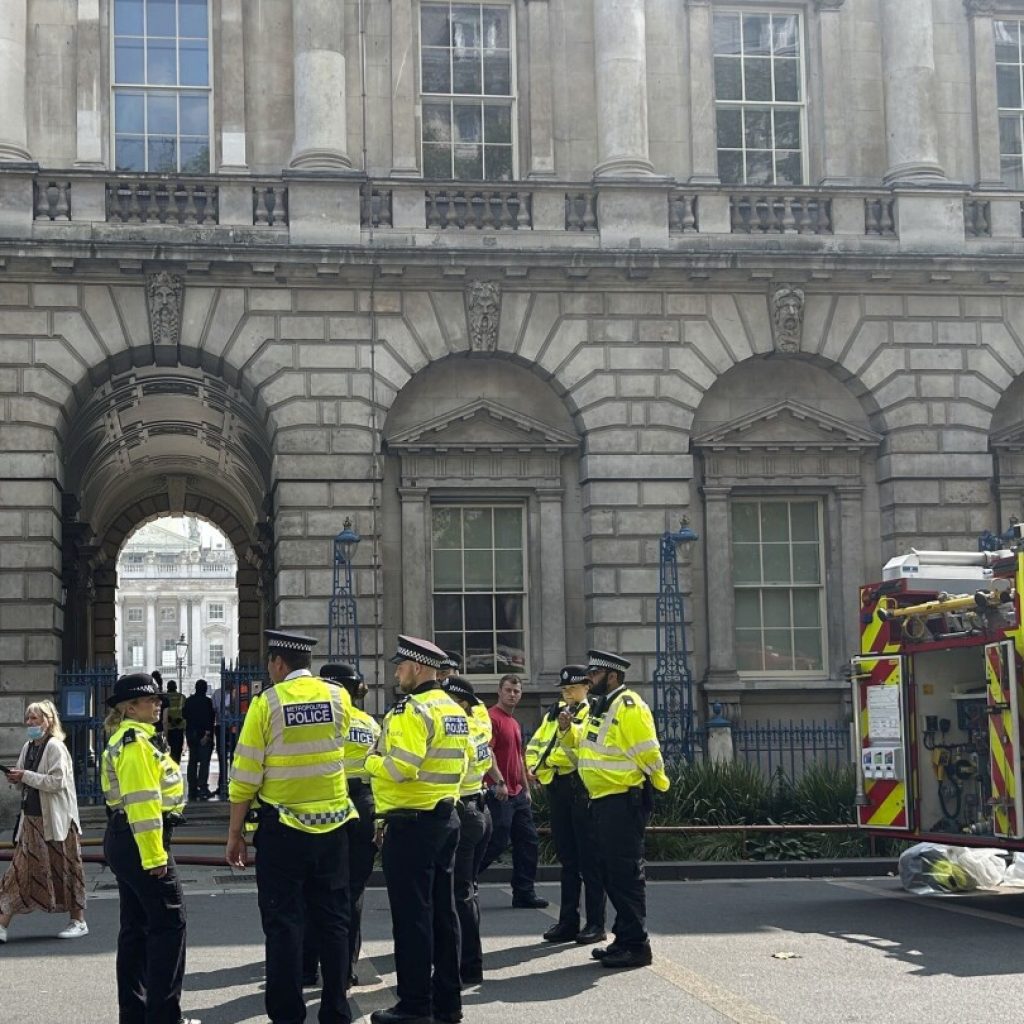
853, 525, 1024, 849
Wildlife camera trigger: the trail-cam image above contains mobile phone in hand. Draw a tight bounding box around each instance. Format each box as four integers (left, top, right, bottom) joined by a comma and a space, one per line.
0, 765, 12, 775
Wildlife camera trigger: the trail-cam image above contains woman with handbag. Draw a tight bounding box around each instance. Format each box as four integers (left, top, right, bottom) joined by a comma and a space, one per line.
0, 699, 87, 942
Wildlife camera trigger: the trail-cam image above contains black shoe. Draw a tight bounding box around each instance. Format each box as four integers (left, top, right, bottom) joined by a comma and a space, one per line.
575, 925, 607, 945
542, 921, 580, 942
370, 1010, 433, 1024
434, 1013, 464, 1024
347, 970, 359, 988
591, 943, 623, 961
461, 968, 483, 987
511, 893, 549, 909
599, 945, 653, 969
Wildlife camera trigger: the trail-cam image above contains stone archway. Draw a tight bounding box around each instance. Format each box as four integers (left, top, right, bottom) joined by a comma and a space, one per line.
61, 366, 275, 668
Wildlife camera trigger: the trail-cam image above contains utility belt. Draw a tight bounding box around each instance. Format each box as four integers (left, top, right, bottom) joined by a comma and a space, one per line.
383, 798, 455, 824
106, 808, 186, 833
459, 792, 486, 810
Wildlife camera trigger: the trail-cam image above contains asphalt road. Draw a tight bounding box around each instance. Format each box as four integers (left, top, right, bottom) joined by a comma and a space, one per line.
3, 867, 1024, 1024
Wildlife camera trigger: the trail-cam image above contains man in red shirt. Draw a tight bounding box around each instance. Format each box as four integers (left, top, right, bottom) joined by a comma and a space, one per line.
478, 674, 549, 909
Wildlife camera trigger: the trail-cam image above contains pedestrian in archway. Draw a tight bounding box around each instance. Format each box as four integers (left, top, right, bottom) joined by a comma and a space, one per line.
182, 679, 215, 800
0, 700, 88, 943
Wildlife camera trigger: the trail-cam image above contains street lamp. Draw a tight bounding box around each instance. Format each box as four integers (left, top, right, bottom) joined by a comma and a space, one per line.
328, 518, 362, 671
174, 633, 189, 691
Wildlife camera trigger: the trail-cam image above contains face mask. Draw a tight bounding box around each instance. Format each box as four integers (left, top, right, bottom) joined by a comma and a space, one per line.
27, 725, 45, 740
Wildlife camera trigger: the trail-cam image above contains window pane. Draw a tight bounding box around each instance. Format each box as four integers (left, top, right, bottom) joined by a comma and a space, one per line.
432, 507, 461, 547
451, 5, 481, 48
790, 502, 818, 541
148, 136, 177, 171
735, 630, 763, 671
483, 7, 510, 49
495, 596, 523, 631
147, 0, 176, 37
496, 634, 525, 671
998, 65, 1022, 109
422, 48, 452, 93
762, 591, 791, 628
775, 151, 803, 186
464, 642, 495, 675
493, 507, 521, 548
714, 56, 742, 101
455, 144, 483, 179
115, 0, 144, 35
464, 549, 493, 590
996, 21, 1020, 64
180, 0, 208, 37
793, 629, 823, 670
423, 102, 453, 143
743, 14, 772, 56
463, 508, 491, 547
744, 107, 772, 149
484, 104, 512, 144
763, 630, 794, 671
774, 109, 801, 150
433, 594, 463, 631
713, 13, 742, 55
485, 145, 513, 181
115, 91, 145, 134
735, 590, 761, 629
180, 140, 210, 173
434, 549, 462, 589
744, 58, 772, 102
464, 596, 494, 631
718, 149, 743, 184
792, 589, 821, 628
732, 543, 761, 584
435, 632, 462, 659
494, 549, 522, 588
421, 6, 452, 47
760, 503, 788, 542
180, 38, 209, 86
148, 39, 177, 84
1001, 115, 1023, 154
483, 52, 511, 95
454, 104, 482, 143
180, 94, 209, 135
774, 58, 800, 103
792, 544, 821, 584
148, 92, 177, 134
773, 15, 799, 57
115, 39, 145, 83
762, 544, 791, 583
424, 143, 453, 178
116, 136, 145, 170
453, 50, 483, 93
717, 107, 742, 149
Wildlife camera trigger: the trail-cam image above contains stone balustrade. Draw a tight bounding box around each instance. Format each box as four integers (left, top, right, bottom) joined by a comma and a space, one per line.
9, 169, 1024, 253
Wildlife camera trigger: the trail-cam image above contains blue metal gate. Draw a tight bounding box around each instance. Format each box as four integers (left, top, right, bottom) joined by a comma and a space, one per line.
56, 664, 119, 805
216, 659, 270, 798
733, 719, 852, 780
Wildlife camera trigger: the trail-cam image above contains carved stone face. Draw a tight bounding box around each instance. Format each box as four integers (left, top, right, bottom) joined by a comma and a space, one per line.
771, 286, 804, 353
147, 273, 183, 347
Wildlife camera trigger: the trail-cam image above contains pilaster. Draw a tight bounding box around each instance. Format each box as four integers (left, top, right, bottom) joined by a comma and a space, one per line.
686, 0, 719, 184
390, 0, 419, 176
220, 0, 249, 171
0, 0, 31, 161
75, 0, 103, 167
702, 486, 740, 689
525, 0, 555, 178
966, 0, 1004, 188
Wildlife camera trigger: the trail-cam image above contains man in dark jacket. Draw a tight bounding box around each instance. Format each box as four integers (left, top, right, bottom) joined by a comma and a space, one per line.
182, 678, 216, 800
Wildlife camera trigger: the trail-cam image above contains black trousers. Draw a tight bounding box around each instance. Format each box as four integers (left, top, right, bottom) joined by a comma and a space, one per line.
381, 805, 461, 1018
167, 729, 184, 765
185, 731, 212, 798
547, 773, 605, 930
104, 822, 187, 1024
590, 790, 648, 950
478, 788, 540, 896
254, 816, 351, 1024
303, 783, 376, 981
453, 796, 491, 978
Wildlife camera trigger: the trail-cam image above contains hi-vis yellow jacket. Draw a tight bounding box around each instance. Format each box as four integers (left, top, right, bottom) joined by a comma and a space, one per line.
366, 685, 471, 813
561, 686, 670, 800
344, 706, 381, 784
228, 672, 357, 833
526, 699, 590, 786
461, 702, 493, 798
102, 719, 185, 870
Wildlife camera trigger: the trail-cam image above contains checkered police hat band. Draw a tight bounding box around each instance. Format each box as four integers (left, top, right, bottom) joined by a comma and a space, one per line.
395, 645, 444, 669
589, 656, 625, 670
269, 639, 315, 651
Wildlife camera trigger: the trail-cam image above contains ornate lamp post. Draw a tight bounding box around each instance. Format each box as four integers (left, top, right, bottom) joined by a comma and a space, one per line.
328, 518, 362, 671
174, 633, 189, 690
653, 518, 699, 762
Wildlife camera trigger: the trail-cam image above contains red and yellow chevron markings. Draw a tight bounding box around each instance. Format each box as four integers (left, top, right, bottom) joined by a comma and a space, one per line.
987, 643, 1020, 838
856, 656, 907, 829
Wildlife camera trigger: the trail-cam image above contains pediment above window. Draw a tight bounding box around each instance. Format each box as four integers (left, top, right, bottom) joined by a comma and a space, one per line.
992, 422, 1024, 451
691, 400, 882, 453
386, 399, 580, 454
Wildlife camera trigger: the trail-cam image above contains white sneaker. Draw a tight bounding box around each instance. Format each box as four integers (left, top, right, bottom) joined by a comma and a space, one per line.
57, 920, 88, 940
0, 924, 7, 943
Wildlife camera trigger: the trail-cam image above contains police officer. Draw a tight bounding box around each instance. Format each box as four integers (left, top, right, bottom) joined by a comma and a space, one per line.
559, 650, 670, 969
437, 652, 461, 683
101, 672, 199, 1024
225, 630, 356, 1024
442, 675, 501, 987
365, 635, 471, 1024
526, 664, 606, 945
302, 662, 380, 990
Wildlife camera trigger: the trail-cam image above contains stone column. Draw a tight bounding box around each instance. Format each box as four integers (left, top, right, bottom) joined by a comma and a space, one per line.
145, 599, 157, 670
593, 0, 654, 177
880, 0, 946, 182
838, 487, 865, 667
686, 0, 718, 183
0, 0, 30, 160
526, 0, 555, 177
390, 0, 418, 175
75, 0, 104, 166
537, 491, 567, 680
966, 0, 1003, 188
290, 0, 350, 169
399, 489, 428, 637
220, 0, 248, 171
816, 0, 849, 183
115, 600, 124, 670
703, 487, 740, 688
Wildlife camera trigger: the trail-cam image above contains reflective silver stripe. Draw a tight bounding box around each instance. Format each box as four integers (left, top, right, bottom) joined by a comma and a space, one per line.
123, 790, 159, 806
581, 740, 622, 757
408, 698, 437, 743
234, 742, 264, 764
330, 687, 346, 742
578, 759, 637, 773
383, 757, 406, 781
263, 760, 343, 781
418, 770, 462, 784
595, 690, 627, 747
389, 747, 425, 767
627, 739, 660, 757
426, 746, 465, 761
130, 817, 163, 834
344, 757, 368, 772
270, 737, 342, 757
265, 687, 285, 749
230, 767, 264, 785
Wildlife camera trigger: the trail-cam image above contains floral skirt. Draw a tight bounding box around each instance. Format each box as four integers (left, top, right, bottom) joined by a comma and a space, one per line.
0, 815, 86, 917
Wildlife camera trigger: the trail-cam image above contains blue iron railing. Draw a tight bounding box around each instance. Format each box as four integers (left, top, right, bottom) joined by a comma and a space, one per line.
216, 659, 270, 798
56, 663, 119, 804
733, 719, 851, 779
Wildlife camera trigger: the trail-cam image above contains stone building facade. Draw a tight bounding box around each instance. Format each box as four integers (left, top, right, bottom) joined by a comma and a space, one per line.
1, 0, 1023, 773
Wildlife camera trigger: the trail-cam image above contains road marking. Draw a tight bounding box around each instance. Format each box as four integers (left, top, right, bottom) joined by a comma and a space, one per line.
347, 955, 395, 1022
829, 879, 1024, 929
526, 886, 786, 1024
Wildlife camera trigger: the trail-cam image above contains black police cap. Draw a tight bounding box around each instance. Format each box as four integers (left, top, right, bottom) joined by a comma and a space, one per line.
106, 673, 161, 709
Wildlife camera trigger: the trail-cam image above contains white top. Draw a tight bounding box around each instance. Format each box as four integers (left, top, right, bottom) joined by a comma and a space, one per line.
9, 737, 82, 843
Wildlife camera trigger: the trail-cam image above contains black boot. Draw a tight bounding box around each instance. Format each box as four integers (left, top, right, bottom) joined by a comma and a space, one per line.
599, 944, 653, 969
575, 924, 607, 944
543, 919, 580, 942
